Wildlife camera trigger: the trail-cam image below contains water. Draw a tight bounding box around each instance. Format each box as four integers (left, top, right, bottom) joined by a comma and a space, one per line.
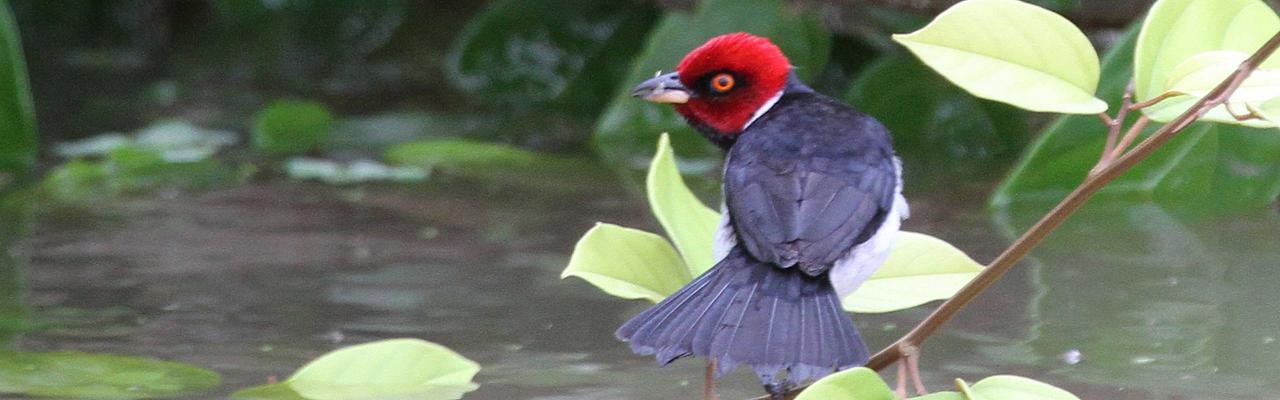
7, 2, 1280, 398
3, 172, 1278, 399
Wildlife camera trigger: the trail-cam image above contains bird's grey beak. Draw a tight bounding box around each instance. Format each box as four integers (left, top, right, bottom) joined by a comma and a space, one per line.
631, 71, 689, 104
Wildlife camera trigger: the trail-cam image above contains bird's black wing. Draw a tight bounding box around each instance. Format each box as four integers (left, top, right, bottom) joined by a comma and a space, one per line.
723, 93, 897, 276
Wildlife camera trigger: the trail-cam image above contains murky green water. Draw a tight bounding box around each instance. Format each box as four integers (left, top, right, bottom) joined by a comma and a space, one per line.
2, 172, 1278, 399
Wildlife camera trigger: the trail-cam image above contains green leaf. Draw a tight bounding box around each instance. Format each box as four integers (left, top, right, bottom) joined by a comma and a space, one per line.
844, 232, 983, 313
252, 100, 335, 157
647, 133, 721, 276
844, 55, 1029, 177
892, 0, 1106, 114
232, 339, 479, 400
991, 24, 1280, 220
561, 223, 691, 303
385, 138, 543, 171
592, 0, 830, 172
1255, 97, 1280, 124
968, 375, 1080, 400
0, 0, 36, 178
0, 350, 219, 398
911, 392, 967, 400
794, 367, 896, 400
1147, 50, 1280, 127
447, 0, 658, 115
1133, 0, 1280, 104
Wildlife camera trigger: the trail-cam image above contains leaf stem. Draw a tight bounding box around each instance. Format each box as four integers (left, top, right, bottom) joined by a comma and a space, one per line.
1108, 115, 1150, 162
1130, 90, 1182, 110
759, 30, 1280, 400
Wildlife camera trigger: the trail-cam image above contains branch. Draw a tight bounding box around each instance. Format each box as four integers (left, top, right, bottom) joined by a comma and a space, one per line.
863, 29, 1280, 373
758, 30, 1280, 400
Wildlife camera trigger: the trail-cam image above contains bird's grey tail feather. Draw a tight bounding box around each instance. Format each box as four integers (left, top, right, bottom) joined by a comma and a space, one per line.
615, 246, 868, 386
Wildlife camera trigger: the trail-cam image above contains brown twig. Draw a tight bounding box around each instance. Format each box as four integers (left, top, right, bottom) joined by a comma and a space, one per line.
863, 29, 1280, 374
1107, 115, 1151, 164
1092, 83, 1136, 174
1130, 90, 1183, 110
755, 30, 1280, 400
705, 360, 720, 400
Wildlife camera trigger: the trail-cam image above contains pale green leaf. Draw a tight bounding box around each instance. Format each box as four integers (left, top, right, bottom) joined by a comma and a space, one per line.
911, 392, 967, 400
956, 379, 977, 398
1253, 97, 1280, 125
561, 223, 691, 303
794, 367, 896, 400
232, 339, 480, 400
647, 133, 721, 276
1146, 50, 1280, 127
1134, 0, 1280, 103
968, 375, 1081, 400
844, 232, 983, 313
892, 0, 1105, 114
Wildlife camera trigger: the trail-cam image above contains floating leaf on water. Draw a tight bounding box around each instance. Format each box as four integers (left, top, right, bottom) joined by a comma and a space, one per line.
384, 139, 542, 170
52, 120, 238, 163
231, 338, 480, 400
285, 158, 428, 185
0, 350, 220, 399
253, 100, 335, 157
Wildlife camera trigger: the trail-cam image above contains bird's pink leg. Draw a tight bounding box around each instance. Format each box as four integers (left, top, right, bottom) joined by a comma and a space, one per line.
704, 360, 720, 400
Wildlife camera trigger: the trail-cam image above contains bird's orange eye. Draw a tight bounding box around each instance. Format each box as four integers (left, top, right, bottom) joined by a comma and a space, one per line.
710, 73, 735, 93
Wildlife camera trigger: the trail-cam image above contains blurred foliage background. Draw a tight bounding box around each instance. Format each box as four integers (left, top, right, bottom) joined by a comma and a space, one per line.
5, 0, 1234, 195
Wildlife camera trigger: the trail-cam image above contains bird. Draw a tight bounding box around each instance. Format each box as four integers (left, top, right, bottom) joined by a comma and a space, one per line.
617, 32, 908, 398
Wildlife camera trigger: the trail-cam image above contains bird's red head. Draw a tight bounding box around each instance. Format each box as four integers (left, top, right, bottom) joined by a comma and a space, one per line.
632, 33, 791, 137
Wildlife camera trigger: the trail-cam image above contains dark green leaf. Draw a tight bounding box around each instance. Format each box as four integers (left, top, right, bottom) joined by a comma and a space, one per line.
0, 350, 220, 398
448, 0, 658, 115
0, 190, 30, 345
990, 23, 1280, 220
592, 0, 831, 172
844, 56, 1028, 181
252, 101, 335, 157
0, 0, 36, 179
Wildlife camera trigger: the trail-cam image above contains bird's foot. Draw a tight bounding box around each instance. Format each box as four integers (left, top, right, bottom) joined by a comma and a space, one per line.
894, 344, 928, 398
763, 382, 792, 400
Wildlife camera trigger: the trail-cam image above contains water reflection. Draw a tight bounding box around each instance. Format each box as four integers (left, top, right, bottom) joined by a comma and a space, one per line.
0, 190, 30, 345
4, 174, 1280, 399
987, 203, 1280, 399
